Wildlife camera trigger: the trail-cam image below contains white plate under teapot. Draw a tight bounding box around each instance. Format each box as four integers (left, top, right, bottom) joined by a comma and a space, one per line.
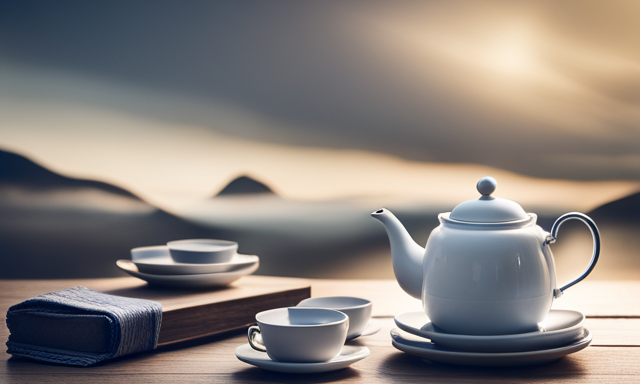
391, 328, 592, 367
394, 309, 585, 353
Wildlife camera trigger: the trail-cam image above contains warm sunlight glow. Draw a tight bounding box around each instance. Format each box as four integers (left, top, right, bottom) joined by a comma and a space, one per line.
375, 20, 542, 82
487, 34, 535, 77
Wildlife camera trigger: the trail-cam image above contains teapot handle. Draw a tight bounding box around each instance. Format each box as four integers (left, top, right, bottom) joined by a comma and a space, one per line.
545, 212, 600, 298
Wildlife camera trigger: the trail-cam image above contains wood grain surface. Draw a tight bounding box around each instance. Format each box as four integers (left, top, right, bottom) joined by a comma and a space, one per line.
2, 278, 639, 383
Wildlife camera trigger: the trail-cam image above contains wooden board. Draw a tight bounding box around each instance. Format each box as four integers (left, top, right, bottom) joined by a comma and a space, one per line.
0, 276, 311, 346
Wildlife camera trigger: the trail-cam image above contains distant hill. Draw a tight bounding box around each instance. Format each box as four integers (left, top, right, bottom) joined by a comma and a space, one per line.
215, 175, 275, 196
0, 149, 137, 198
588, 190, 640, 222
0, 148, 227, 278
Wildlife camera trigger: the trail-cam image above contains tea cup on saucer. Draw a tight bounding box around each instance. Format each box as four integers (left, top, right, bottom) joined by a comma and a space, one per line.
297, 296, 372, 340
248, 307, 348, 363
167, 239, 238, 264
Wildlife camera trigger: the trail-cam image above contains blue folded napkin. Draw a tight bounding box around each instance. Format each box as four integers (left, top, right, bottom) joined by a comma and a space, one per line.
6, 286, 162, 366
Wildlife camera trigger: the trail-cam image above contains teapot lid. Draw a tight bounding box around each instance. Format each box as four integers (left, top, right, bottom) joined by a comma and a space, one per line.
449, 177, 529, 223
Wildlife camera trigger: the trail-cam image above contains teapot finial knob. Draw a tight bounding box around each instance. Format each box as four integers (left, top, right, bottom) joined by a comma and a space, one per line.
477, 177, 497, 197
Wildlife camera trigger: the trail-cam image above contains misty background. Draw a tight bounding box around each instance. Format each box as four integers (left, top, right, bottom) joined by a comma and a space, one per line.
0, 1, 638, 282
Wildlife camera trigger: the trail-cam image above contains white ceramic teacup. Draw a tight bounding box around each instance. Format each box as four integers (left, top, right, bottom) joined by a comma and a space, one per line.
167, 239, 237, 264
297, 296, 372, 339
248, 307, 348, 363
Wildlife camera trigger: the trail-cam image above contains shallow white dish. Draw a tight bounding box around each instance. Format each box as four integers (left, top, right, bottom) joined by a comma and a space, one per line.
348, 321, 381, 341
235, 344, 369, 373
131, 245, 258, 275
395, 310, 585, 352
116, 259, 258, 288
391, 328, 591, 366
297, 296, 372, 339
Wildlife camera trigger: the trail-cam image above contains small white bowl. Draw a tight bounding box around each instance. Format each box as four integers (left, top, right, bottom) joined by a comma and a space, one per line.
297, 296, 372, 339
167, 239, 238, 264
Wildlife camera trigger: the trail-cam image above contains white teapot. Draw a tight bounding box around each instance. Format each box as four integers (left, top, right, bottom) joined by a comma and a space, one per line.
372, 177, 600, 335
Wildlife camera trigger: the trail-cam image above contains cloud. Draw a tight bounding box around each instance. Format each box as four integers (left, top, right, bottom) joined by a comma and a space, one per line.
0, 0, 638, 180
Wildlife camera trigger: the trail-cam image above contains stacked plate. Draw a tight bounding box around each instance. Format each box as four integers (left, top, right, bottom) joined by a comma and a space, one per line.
116, 239, 259, 288
392, 310, 592, 366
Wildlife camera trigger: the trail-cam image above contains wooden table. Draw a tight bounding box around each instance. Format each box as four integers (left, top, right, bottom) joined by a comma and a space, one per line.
2, 278, 640, 383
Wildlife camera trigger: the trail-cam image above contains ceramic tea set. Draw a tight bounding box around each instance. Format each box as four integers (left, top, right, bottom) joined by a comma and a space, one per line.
372, 176, 599, 366
116, 239, 259, 287
236, 177, 600, 372
235, 297, 380, 373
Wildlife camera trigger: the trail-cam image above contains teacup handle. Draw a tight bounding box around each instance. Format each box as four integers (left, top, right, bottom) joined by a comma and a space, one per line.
248, 324, 267, 352
545, 212, 601, 298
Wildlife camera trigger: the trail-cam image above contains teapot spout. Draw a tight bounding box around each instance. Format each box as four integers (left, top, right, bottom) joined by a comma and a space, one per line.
371, 208, 425, 300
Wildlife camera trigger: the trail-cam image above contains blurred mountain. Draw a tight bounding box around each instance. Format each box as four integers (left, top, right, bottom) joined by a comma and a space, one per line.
215, 175, 275, 196
0, 148, 224, 278
0, 149, 137, 197
2, 145, 639, 281
588, 190, 640, 222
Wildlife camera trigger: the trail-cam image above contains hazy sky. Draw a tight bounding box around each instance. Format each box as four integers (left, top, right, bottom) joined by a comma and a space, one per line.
0, 0, 639, 185
1, 65, 637, 214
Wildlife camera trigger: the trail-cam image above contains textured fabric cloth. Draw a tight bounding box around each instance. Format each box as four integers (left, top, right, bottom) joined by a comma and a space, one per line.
6, 286, 162, 366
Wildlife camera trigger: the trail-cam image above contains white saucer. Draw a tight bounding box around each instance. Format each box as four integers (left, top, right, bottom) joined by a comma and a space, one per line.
235, 344, 370, 373
116, 259, 259, 288
395, 310, 585, 352
131, 245, 258, 275
391, 328, 592, 366
347, 321, 381, 341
